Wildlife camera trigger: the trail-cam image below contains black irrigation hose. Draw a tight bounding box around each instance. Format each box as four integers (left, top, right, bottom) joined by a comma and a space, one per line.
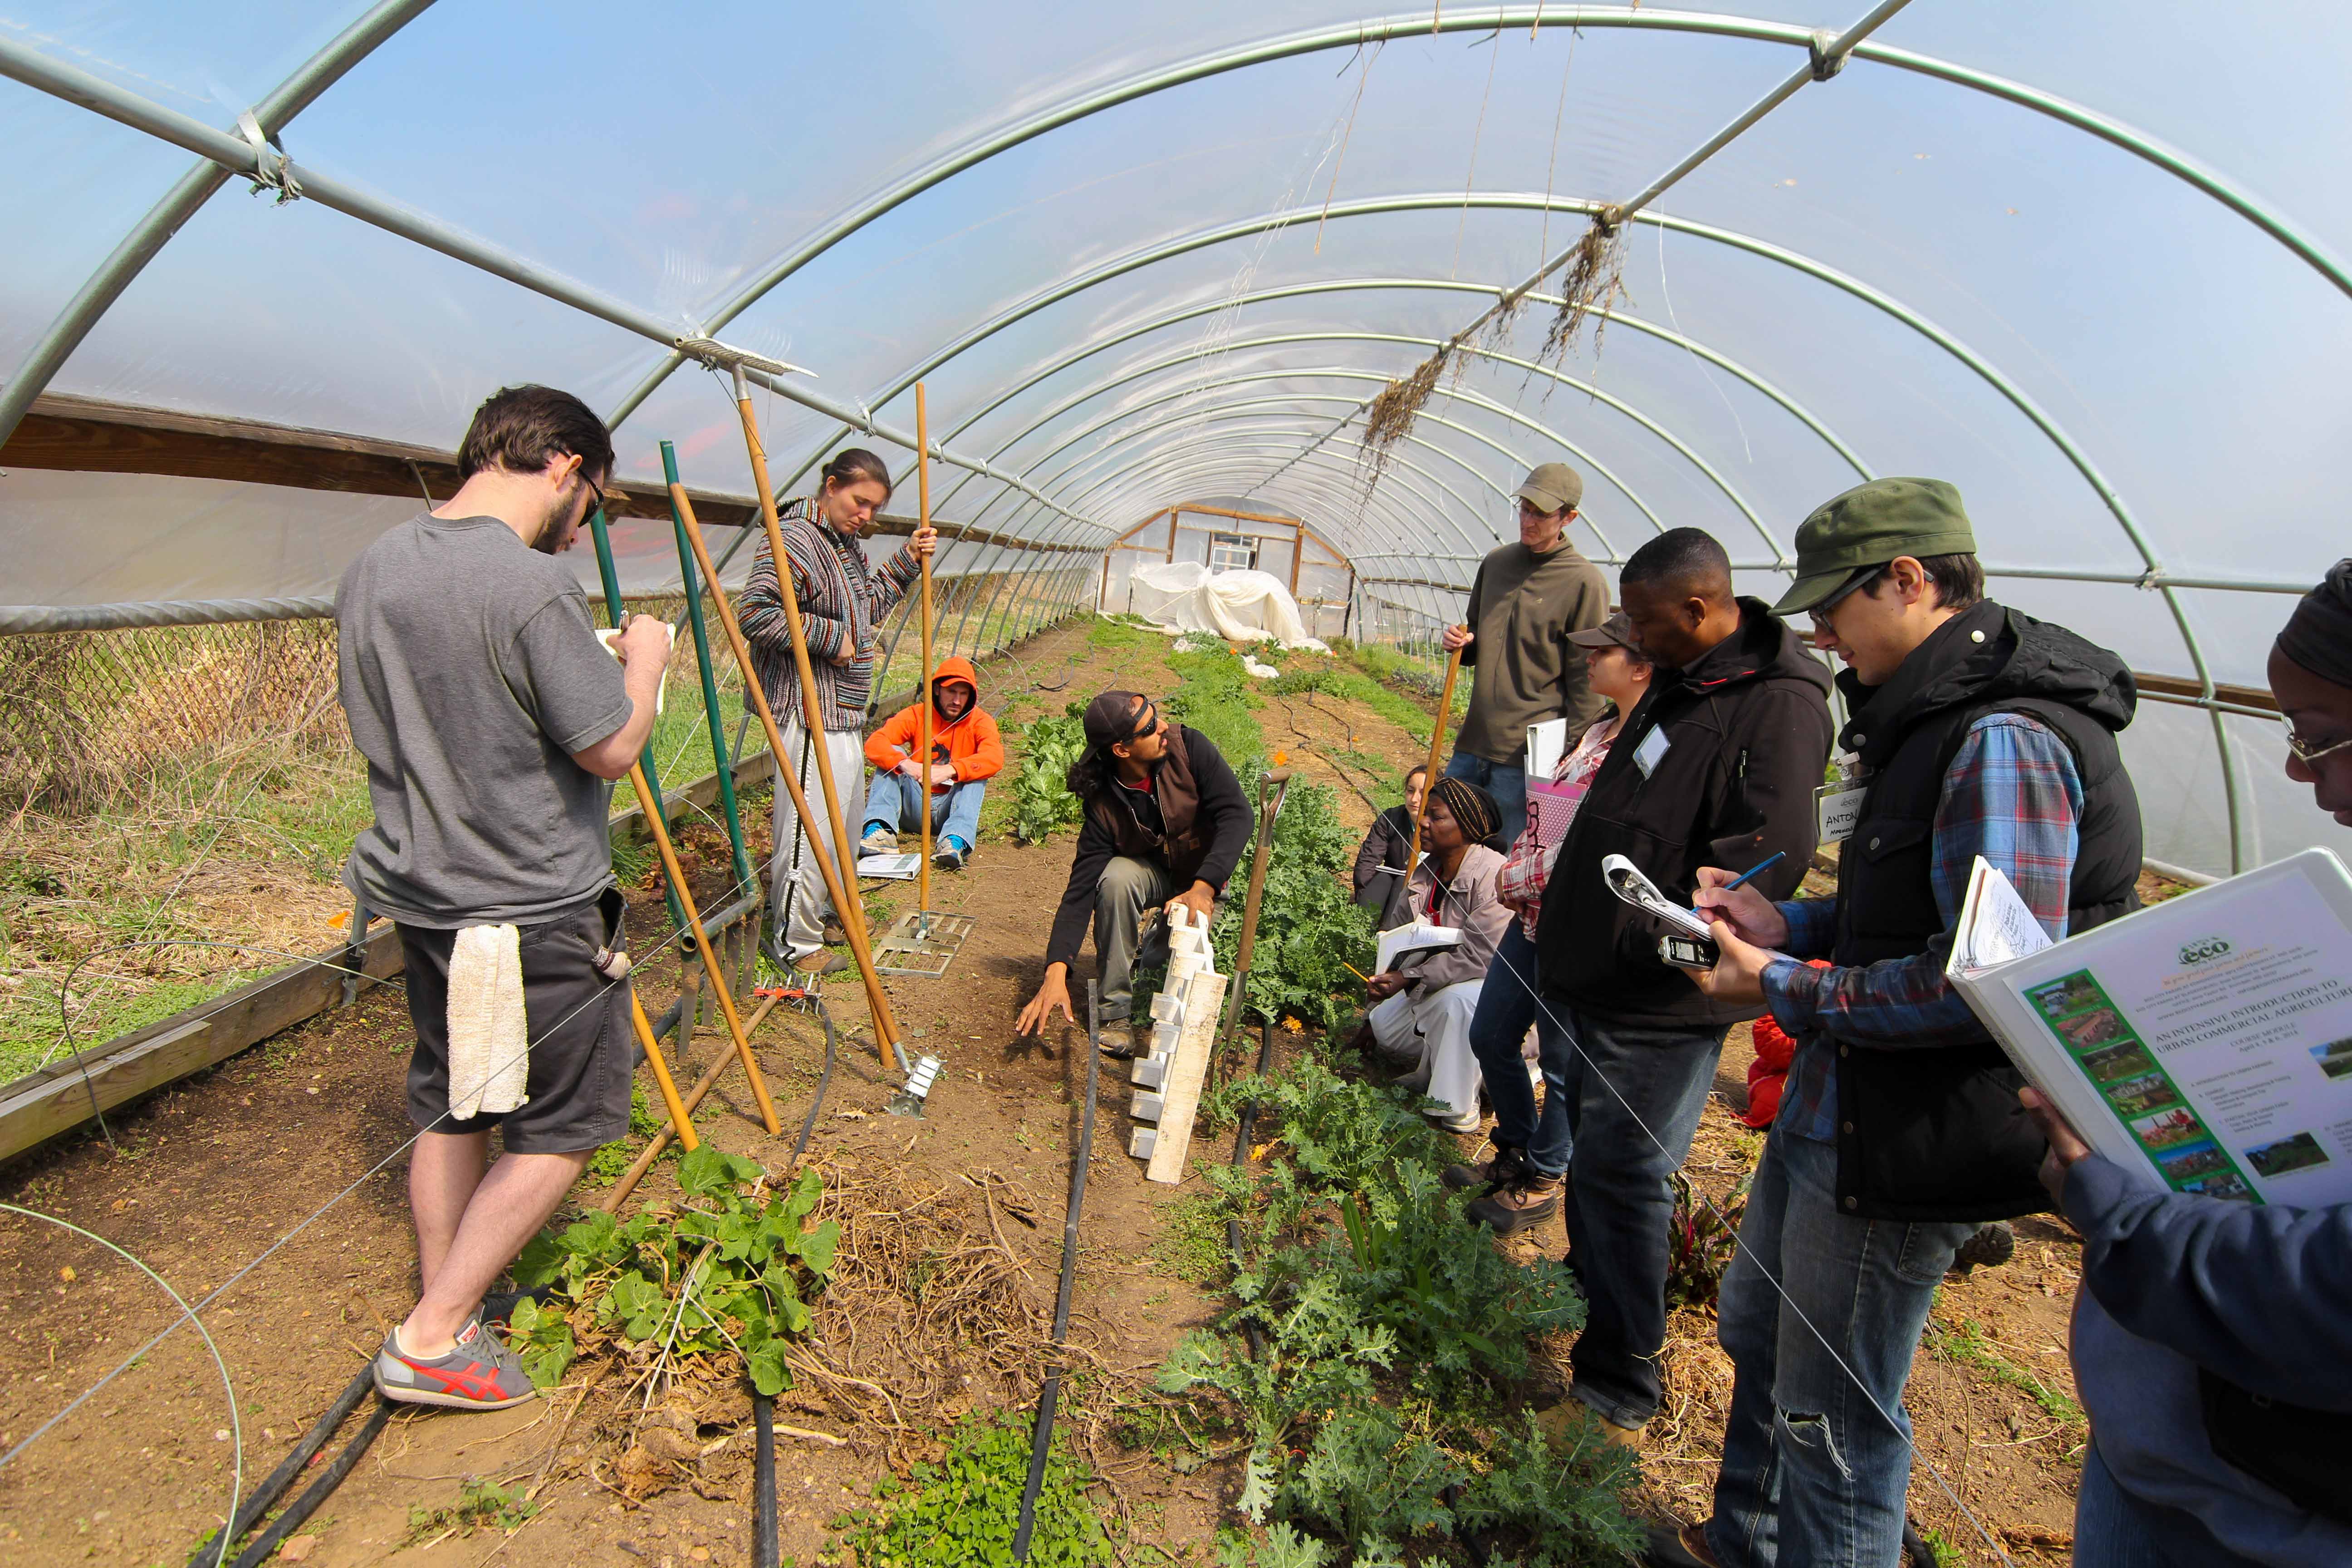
223, 1396, 393, 1568
753, 1393, 781, 1568
791, 998, 844, 1163
1011, 980, 1102, 1562
186, 1364, 374, 1568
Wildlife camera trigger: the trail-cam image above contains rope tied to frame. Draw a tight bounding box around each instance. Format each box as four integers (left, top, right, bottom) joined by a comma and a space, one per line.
234, 111, 302, 204
1807, 28, 1852, 81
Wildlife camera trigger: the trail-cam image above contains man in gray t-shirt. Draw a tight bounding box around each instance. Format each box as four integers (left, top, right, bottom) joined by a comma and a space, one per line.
338, 385, 666, 1413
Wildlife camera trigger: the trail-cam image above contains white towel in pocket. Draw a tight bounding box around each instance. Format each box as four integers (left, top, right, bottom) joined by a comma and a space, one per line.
446, 923, 529, 1117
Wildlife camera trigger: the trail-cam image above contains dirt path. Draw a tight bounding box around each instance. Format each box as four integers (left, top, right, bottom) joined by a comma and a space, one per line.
0, 620, 2087, 1565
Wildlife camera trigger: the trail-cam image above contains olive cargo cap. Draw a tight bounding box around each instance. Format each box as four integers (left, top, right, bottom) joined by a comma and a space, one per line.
1770, 477, 1978, 615
1514, 462, 1584, 514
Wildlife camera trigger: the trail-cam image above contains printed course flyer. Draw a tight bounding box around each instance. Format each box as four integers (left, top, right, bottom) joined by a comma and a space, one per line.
2015, 872, 2352, 1206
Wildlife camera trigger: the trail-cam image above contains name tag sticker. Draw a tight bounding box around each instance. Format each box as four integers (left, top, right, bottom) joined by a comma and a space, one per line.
1816, 782, 1866, 844
1632, 725, 1671, 778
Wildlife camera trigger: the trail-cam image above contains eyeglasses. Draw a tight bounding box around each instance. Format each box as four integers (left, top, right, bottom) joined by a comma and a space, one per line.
2286, 728, 2352, 768
1815, 564, 1886, 616
578, 468, 608, 520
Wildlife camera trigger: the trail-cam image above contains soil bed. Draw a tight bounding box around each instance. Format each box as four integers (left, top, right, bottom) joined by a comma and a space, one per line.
0, 619, 2092, 1565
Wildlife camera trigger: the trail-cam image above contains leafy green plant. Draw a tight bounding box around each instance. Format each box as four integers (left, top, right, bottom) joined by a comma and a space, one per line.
1158, 1056, 1628, 1564
1449, 1411, 1644, 1566
1208, 781, 1374, 1034
1010, 710, 1088, 844
510, 1149, 837, 1393
1663, 1171, 1747, 1313
585, 1085, 680, 1184
406, 1476, 538, 1543
829, 1411, 1113, 1568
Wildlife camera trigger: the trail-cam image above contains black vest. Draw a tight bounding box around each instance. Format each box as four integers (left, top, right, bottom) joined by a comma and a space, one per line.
1828, 601, 2142, 1221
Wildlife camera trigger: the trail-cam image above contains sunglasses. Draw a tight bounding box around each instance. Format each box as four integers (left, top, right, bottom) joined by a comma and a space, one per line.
1814, 563, 1886, 617
577, 467, 608, 520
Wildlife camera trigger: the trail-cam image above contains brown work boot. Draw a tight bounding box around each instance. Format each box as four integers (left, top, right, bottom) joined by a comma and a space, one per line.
1533, 1399, 1643, 1452
1442, 1142, 1525, 1192
1642, 1522, 1721, 1568
1465, 1172, 1563, 1235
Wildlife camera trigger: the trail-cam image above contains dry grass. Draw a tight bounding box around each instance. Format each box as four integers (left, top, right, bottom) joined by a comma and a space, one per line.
1362, 343, 1456, 479
1541, 216, 1630, 364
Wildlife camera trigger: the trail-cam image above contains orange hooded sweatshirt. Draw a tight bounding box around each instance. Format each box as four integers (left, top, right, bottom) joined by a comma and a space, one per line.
863, 655, 1004, 789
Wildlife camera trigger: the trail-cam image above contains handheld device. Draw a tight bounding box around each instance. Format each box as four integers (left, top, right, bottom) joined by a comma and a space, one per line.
1658, 933, 1719, 971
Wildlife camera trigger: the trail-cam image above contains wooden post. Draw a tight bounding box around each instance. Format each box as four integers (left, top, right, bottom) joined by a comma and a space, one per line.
671, 485, 909, 1068
724, 376, 906, 1067
1287, 521, 1304, 597
916, 383, 935, 920
1405, 647, 1465, 876
628, 993, 699, 1152
624, 760, 782, 1135
1165, 507, 1179, 563
1217, 771, 1291, 1051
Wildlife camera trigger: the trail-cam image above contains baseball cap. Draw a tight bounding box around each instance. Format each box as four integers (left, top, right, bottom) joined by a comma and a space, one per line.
1568, 611, 1638, 651
1769, 478, 1978, 616
1077, 690, 1155, 769
1514, 462, 1584, 514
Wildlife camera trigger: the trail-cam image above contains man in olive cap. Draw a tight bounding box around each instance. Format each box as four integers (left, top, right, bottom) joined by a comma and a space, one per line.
1662, 478, 2143, 1568
1013, 691, 1252, 1053
1437, 462, 1610, 846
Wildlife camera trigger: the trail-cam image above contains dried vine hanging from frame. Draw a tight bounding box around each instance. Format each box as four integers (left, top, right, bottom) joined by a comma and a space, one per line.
1541, 213, 1630, 363
1361, 339, 1456, 481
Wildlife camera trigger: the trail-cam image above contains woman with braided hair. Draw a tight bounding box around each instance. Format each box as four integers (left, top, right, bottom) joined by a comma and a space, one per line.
1354, 776, 1513, 1133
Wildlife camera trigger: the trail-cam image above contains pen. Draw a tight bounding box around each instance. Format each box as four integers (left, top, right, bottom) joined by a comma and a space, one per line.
1719, 850, 1786, 894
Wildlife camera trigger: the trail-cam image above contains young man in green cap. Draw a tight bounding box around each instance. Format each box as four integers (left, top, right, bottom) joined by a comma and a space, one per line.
1668, 478, 2143, 1568
1438, 461, 1610, 846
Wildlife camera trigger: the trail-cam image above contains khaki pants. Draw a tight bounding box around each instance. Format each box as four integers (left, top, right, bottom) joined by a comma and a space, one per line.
1093, 855, 1180, 1017
768, 719, 869, 961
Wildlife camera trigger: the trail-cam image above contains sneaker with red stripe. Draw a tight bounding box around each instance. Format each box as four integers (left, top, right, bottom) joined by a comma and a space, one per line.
372, 1316, 536, 1410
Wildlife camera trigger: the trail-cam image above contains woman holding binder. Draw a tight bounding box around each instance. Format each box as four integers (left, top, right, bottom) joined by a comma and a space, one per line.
2023, 561, 2352, 1566
1353, 778, 1511, 1133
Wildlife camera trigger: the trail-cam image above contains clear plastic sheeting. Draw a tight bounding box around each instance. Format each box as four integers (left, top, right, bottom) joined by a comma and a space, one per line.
1126, 561, 1329, 650
1, 2, 2346, 876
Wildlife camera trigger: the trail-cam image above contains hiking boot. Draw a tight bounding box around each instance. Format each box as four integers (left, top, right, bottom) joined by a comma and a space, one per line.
1950, 1220, 2016, 1273
1465, 1173, 1563, 1235
1533, 1400, 1642, 1452
1443, 1143, 1526, 1192
933, 835, 970, 871
859, 826, 897, 857
791, 951, 847, 979
1095, 1023, 1139, 1059
373, 1317, 535, 1411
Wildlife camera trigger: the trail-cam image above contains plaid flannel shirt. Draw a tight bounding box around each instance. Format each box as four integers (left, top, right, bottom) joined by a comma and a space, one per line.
1766, 713, 2083, 1143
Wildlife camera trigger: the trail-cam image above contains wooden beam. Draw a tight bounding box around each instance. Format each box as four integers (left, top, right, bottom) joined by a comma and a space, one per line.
2133, 672, 2279, 713
1166, 507, 1179, 563
1288, 521, 1303, 597
1108, 506, 1172, 548
1167, 502, 1301, 527
7, 392, 764, 527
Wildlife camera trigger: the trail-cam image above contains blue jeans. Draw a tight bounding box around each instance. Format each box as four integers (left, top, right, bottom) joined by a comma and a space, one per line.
2075, 1441, 2253, 1568
1558, 1006, 1726, 1428
861, 771, 985, 847
1708, 1122, 1976, 1568
1442, 750, 1528, 848
1466, 925, 1576, 1178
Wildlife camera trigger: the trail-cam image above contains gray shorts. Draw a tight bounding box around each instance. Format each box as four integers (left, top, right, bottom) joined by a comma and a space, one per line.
397, 889, 633, 1154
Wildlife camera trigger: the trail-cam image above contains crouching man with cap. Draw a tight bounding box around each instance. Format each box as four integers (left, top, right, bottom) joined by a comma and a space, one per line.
1013, 691, 1253, 1052
1666, 479, 2143, 1568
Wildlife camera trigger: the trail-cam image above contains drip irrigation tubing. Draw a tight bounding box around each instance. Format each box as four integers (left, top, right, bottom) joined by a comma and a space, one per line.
1010, 979, 1101, 1561
185, 1363, 371, 1568
220, 1397, 393, 1568
753, 1393, 781, 1568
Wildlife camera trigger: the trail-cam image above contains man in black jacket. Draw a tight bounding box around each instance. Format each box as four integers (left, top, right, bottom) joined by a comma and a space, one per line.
1014, 691, 1252, 1050
1675, 479, 2141, 1568
1529, 528, 1834, 1446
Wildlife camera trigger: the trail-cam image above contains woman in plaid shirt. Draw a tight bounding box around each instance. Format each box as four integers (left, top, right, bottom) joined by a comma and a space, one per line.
1448, 611, 1653, 1234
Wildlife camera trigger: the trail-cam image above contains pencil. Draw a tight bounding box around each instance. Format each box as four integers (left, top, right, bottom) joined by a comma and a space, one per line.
1342, 960, 1372, 984
1720, 850, 1787, 893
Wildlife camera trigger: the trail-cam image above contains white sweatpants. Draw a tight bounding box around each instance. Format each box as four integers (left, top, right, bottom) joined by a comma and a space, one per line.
768, 719, 869, 961
1370, 979, 1486, 1128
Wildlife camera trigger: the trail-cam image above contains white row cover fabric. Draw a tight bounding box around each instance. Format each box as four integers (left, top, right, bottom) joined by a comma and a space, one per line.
1127, 561, 1329, 651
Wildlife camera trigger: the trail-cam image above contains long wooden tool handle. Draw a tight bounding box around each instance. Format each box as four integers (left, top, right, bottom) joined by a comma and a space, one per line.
1404, 646, 1465, 875
915, 382, 935, 916
1218, 769, 1294, 1050
603, 992, 784, 1211
629, 992, 699, 1152
730, 392, 905, 1065
671, 483, 907, 1068
627, 762, 782, 1135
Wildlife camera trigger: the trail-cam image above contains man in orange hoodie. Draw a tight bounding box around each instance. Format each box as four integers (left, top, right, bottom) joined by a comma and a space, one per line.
859, 656, 1003, 870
